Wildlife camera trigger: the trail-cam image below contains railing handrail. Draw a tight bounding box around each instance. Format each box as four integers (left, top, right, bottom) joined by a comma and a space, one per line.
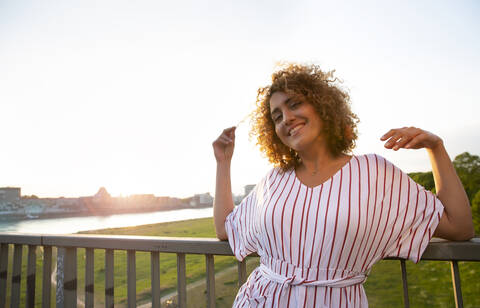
0, 233, 479, 261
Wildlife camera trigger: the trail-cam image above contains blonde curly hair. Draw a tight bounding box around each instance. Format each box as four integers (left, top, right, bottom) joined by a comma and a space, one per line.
250, 63, 359, 171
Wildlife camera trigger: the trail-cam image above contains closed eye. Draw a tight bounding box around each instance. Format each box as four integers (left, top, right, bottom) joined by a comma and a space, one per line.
289, 100, 301, 109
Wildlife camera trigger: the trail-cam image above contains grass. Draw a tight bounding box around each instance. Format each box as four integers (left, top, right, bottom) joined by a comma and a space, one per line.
1, 217, 479, 307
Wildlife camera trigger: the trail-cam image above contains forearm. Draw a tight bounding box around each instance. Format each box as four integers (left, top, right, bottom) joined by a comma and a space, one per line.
213, 161, 235, 240
428, 142, 474, 240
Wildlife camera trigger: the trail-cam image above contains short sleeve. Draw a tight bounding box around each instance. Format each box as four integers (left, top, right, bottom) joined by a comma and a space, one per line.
225, 183, 261, 261
379, 157, 444, 263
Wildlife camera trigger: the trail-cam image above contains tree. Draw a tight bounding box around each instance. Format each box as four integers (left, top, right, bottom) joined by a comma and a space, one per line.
453, 152, 480, 202
22, 195, 39, 199
472, 190, 480, 235
408, 171, 435, 192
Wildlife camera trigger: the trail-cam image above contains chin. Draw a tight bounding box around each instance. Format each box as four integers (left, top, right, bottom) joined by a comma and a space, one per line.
289, 143, 307, 153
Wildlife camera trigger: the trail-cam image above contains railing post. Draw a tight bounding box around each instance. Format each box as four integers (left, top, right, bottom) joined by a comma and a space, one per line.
42, 246, 52, 308
0, 243, 9, 308
56, 247, 65, 308
63, 247, 77, 307
85, 248, 94, 308
26, 245, 37, 308
177, 253, 187, 308
238, 259, 247, 287
450, 261, 464, 308
10, 244, 22, 308
127, 250, 136, 308
400, 260, 410, 308
205, 254, 215, 308
150, 252, 160, 308
105, 249, 114, 308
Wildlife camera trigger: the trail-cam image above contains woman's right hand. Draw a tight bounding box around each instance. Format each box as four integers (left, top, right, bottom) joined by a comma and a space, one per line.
212, 127, 236, 163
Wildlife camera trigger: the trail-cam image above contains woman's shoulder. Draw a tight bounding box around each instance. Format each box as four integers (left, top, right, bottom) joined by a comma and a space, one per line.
354, 153, 390, 164
354, 153, 384, 160
352, 153, 399, 171
263, 166, 291, 181
258, 166, 294, 187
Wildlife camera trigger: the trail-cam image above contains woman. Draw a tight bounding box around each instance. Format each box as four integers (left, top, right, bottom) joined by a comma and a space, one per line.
212, 64, 473, 307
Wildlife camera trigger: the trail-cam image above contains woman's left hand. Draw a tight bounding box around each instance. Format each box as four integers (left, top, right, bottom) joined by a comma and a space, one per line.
381, 127, 443, 151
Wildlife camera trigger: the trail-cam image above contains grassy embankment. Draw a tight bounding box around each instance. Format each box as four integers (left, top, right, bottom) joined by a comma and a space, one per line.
2, 217, 479, 307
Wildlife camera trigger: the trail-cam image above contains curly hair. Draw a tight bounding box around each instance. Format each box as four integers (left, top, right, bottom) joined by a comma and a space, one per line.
250, 63, 359, 171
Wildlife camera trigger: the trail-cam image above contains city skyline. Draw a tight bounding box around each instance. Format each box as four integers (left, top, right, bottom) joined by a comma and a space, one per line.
1, 0, 479, 198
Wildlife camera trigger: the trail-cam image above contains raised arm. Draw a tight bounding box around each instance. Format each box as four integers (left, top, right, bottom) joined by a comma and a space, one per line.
381, 127, 474, 241
212, 127, 236, 240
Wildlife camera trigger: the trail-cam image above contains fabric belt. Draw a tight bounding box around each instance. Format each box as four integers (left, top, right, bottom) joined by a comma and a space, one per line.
258, 264, 367, 288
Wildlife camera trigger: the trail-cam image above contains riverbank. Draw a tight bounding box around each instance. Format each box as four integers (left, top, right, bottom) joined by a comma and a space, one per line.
0, 204, 211, 221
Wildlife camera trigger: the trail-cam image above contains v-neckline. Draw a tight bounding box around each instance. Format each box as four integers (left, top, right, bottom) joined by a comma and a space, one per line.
293, 155, 354, 189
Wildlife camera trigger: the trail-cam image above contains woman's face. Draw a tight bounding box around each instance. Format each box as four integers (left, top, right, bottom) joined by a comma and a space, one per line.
269, 91, 325, 153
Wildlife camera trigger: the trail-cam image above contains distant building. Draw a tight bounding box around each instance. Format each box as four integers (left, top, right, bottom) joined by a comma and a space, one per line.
233, 194, 244, 205
0, 187, 21, 203
93, 187, 111, 202
244, 184, 255, 197
190, 193, 213, 207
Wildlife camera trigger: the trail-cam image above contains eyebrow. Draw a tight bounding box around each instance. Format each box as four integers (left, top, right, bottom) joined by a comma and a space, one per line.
270, 97, 292, 116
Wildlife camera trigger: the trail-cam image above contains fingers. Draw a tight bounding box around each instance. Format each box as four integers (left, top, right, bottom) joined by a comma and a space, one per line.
212, 127, 237, 162
391, 135, 413, 150
404, 134, 426, 149
380, 129, 397, 141
219, 127, 236, 143
224, 126, 236, 141
218, 135, 233, 144
212, 127, 236, 147
381, 127, 422, 151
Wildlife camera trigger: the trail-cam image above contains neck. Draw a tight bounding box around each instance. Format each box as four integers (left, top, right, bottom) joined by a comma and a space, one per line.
297, 145, 335, 175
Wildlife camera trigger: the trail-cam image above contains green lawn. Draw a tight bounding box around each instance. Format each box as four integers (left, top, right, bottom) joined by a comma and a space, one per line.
1, 217, 479, 307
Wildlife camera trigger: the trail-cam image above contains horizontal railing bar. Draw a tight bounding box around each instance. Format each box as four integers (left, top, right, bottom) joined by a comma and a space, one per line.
421, 238, 480, 261
0, 234, 42, 245
0, 234, 479, 261
384, 238, 480, 261
0, 234, 234, 255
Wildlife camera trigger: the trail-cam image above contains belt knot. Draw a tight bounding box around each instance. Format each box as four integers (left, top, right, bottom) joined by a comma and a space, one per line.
258, 264, 367, 288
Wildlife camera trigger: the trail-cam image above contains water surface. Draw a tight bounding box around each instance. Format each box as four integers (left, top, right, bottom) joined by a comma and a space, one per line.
0, 207, 213, 234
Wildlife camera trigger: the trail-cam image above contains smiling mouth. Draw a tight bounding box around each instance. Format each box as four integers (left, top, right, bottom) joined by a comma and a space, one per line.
289, 124, 304, 136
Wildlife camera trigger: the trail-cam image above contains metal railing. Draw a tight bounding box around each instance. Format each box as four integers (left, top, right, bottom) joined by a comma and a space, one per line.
0, 233, 478, 308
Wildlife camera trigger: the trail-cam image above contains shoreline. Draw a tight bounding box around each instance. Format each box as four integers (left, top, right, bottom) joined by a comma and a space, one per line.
0, 204, 212, 222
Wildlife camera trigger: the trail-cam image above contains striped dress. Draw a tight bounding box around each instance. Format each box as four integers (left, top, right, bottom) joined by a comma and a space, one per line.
225, 154, 443, 307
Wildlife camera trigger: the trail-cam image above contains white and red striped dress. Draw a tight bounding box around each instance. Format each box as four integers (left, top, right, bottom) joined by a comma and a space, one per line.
225, 154, 443, 307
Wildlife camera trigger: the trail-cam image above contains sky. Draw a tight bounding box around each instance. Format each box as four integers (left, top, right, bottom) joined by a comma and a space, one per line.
0, 0, 479, 198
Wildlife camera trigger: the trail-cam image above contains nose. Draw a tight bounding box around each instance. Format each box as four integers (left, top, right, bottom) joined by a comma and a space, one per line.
282, 109, 295, 126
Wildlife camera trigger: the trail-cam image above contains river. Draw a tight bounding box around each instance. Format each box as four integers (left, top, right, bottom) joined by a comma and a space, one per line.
0, 207, 213, 234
